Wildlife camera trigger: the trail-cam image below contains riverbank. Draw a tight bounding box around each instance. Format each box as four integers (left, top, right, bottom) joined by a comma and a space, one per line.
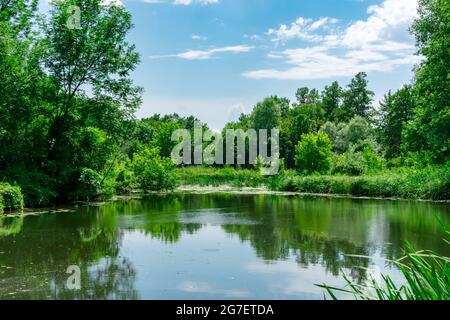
177, 166, 450, 201
1, 165, 448, 213
176, 185, 450, 203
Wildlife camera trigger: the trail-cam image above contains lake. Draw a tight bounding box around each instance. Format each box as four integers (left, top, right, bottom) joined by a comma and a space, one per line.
0, 193, 448, 300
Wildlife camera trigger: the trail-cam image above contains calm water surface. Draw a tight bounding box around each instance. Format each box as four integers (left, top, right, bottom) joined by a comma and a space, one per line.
0, 193, 448, 300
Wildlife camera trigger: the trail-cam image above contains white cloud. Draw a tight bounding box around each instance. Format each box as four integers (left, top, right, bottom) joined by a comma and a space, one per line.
245, 0, 419, 80
150, 45, 254, 60
267, 17, 339, 43
191, 34, 208, 41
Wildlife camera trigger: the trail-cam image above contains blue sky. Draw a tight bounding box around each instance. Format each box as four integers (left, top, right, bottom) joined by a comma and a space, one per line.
44, 0, 420, 130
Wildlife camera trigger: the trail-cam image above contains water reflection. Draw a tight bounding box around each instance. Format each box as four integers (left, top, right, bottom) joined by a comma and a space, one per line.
0, 194, 448, 299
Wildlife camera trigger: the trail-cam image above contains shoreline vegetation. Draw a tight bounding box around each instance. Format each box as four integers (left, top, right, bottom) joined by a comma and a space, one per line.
1, 164, 448, 214
177, 166, 449, 201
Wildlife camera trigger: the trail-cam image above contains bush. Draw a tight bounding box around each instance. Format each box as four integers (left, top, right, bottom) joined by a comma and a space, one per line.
114, 165, 135, 194
277, 166, 450, 200
0, 183, 24, 211
3, 170, 58, 208
77, 168, 103, 201
295, 132, 333, 174
363, 147, 385, 172
133, 147, 179, 192
333, 149, 368, 176
335, 116, 374, 152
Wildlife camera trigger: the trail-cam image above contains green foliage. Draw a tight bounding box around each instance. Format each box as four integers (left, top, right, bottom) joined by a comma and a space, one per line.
132, 147, 179, 192
281, 104, 324, 168
403, 0, 450, 163
177, 167, 265, 188
333, 148, 368, 176
151, 121, 182, 158
335, 116, 376, 153
321, 81, 343, 122
318, 224, 450, 300
251, 96, 282, 130
71, 168, 103, 201
333, 147, 384, 176
363, 147, 385, 173
0, 0, 142, 207
278, 166, 450, 200
378, 86, 416, 159
0, 0, 448, 207
295, 87, 320, 107
295, 132, 333, 175
339, 72, 375, 122
113, 159, 135, 194
0, 183, 24, 211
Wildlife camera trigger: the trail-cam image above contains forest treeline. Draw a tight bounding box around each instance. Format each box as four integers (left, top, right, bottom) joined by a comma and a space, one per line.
0, 0, 448, 210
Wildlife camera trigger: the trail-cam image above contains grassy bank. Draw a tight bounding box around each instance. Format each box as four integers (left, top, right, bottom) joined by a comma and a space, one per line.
177, 166, 266, 188
177, 166, 450, 201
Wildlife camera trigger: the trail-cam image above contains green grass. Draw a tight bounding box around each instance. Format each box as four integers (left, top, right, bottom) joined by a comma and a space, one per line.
177, 166, 266, 188
277, 166, 449, 200
177, 165, 449, 201
317, 223, 450, 300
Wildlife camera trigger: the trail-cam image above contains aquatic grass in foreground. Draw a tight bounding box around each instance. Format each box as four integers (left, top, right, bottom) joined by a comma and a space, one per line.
317, 224, 450, 300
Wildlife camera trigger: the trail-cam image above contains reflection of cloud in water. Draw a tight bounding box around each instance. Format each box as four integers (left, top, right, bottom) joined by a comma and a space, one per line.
178, 281, 251, 298
244, 260, 345, 298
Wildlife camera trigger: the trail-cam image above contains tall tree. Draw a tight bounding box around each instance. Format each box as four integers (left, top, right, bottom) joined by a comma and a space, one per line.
378, 86, 416, 159
295, 87, 320, 107
280, 104, 324, 168
251, 96, 282, 130
41, 0, 142, 171
339, 72, 374, 122
321, 81, 343, 122
403, 0, 449, 163
0, 0, 43, 168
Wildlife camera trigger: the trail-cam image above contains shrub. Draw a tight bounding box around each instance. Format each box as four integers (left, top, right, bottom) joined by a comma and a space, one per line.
71, 168, 103, 201
335, 116, 377, 153
363, 147, 384, 172
4, 170, 58, 208
333, 149, 367, 176
295, 132, 333, 174
0, 183, 24, 211
276, 165, 449, 200
320, 122, 338, 147
133, 147, 179, 192
114, 166, 135, 193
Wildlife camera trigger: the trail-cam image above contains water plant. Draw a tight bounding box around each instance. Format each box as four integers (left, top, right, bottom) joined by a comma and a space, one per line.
317, 221, 450, 300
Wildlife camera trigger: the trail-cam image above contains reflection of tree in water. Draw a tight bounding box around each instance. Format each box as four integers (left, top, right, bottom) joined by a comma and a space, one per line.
0, 214, 23, 237
0, 193, 448, 298
223, 224, 371, 283
0, 206, 138, 299
108, 194, 202, 243
106, 193, 448, 284
47, 256, 139, 300
211, 194, 448, 283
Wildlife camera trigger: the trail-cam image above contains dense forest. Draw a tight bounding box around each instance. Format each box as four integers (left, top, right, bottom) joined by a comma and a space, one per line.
0, 0, 449, 211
